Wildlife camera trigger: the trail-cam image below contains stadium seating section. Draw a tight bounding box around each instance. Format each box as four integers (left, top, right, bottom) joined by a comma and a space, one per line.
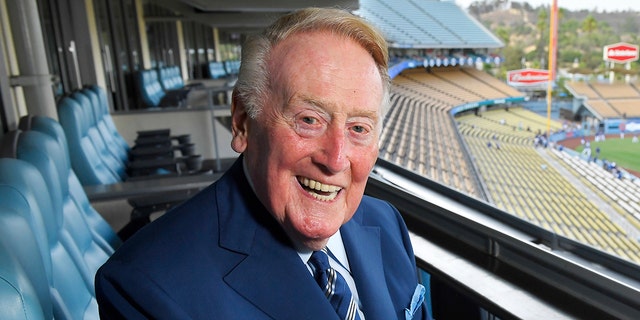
136, 66, 208, 108
566, 81, 640, 118
0, 83, 223, 318
381, 67, 640, 263
56, 86, 204, 186
380, 67, 524, 196
356, 0, 502, 48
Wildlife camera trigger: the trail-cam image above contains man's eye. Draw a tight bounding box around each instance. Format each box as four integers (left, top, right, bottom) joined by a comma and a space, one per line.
301, 116, 317, 125
352, 125, 366, 133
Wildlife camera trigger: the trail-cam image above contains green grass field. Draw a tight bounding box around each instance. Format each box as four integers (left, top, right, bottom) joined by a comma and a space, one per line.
574, 137, 640, 174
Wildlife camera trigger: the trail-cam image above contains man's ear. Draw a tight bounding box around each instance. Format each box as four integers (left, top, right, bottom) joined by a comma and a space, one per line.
230, 90, 249, 153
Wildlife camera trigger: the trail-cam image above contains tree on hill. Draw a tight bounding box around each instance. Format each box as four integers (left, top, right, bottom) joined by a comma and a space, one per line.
581, 14, 597, 34
472, 1, 638, 79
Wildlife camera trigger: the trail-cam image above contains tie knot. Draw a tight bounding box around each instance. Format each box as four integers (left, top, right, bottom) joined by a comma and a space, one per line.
308, 248, 362, 320
309, 248, 331, 272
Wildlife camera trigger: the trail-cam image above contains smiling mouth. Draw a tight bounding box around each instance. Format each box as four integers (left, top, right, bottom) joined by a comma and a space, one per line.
297, 177, 342, 201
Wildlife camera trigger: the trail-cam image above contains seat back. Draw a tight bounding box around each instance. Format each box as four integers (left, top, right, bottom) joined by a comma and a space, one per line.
223, 60, 241, 76
159, 66, 185, 91
208, 61, 228, 79
0, 158, 98, 320
14, 129, 113, 278
70, 91, 126, 180
57, 95, 120, 185
0, 181, 53, 320
0, 232, 48, 320
21, 115, 122, 249
86, 85, 130, 155
80, 88, 128, 164
137, 69, 165, 108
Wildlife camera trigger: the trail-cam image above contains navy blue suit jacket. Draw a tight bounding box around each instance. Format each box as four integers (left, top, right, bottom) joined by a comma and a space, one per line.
95, 158, 428, 319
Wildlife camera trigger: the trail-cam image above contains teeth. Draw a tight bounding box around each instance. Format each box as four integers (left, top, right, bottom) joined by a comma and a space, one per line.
298, 177, 342, 201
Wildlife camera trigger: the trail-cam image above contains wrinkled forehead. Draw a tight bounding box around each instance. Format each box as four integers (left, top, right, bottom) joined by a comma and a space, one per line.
270, 32, 384, 107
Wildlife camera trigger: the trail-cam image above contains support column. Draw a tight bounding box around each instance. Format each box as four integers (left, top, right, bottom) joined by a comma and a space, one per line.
609, 61, 615, 84
213, 28, 221, 62
135, 0, 151, 70
5, 0, 57, 120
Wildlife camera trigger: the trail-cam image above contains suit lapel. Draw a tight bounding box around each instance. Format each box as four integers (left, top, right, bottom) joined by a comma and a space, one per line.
215, 159, 339, 319
224, 233, 338, 319
341, 212, 397, 320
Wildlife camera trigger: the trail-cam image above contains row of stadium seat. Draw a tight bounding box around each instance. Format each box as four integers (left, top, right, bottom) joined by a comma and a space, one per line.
0, 121, 119, 318
468, 135, 635, 253
207, 60, 240, 79
379, 92, 477, 195
0, 86, 217, 318
379, 67, 524, 197
57, 85, 204, 186
552, 149, 640, 229
566, 81, 640, 118
136, 66, 203, 108
458, 113, 640, 263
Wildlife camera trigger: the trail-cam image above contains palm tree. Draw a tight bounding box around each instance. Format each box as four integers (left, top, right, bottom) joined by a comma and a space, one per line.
581, 14, 597, 34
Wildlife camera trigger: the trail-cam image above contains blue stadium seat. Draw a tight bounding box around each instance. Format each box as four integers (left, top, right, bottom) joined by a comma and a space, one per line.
79, 88, 129, 164
76, 87, 194, 172
158, 66, 186, 91
86, 85, 131, 158
0, 158, 99, 319
0, 243, 47, 320
57, 95, 120, 185
59, 94, 177, 182
138, 69, 165, 108
136, 68, 186, 108
20, 115, 123, 249
70, 91, 128, 180
208, 61, 228, 79
17, 112, 201, 237
11, 129, 112, 280
223, 60, 241, 76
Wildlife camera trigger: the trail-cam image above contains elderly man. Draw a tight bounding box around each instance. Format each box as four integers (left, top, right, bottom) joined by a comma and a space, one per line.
96, 7, 429, 320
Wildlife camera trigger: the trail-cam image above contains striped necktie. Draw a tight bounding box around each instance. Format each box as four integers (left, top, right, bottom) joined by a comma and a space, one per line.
308, 248, 361, 320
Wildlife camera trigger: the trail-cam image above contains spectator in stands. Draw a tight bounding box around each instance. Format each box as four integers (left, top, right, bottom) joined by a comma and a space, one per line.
95, 7, 430, 320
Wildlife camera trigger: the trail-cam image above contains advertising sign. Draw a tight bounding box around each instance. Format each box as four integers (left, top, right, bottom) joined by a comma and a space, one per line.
603, 42, 639, 63
507, 68, 550, 86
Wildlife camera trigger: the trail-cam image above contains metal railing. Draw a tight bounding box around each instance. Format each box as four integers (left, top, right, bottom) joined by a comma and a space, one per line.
365, 158, 640, 319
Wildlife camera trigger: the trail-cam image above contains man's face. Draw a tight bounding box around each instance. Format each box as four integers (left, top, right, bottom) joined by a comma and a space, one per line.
231, 31, 383, 250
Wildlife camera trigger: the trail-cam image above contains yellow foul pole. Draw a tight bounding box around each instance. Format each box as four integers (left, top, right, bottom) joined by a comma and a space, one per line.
546, 0, 558, 137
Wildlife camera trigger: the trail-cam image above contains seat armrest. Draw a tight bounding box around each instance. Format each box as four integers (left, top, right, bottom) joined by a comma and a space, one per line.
83, 172, 221, 202
137, 129, 170, 137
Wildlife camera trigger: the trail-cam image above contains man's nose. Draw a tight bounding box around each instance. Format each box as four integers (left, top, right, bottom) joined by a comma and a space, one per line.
316, 127, 350, 174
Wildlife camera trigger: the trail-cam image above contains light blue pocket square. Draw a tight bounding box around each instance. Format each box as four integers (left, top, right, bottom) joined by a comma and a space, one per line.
404, 284, 426, 320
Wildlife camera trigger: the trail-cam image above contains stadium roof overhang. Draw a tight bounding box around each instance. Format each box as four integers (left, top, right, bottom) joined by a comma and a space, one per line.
387, 43, 504, 50
153, 0, 358, 29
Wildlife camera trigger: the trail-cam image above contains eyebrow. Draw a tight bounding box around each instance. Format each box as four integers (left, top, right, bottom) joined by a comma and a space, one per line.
298, 95, 380, 123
